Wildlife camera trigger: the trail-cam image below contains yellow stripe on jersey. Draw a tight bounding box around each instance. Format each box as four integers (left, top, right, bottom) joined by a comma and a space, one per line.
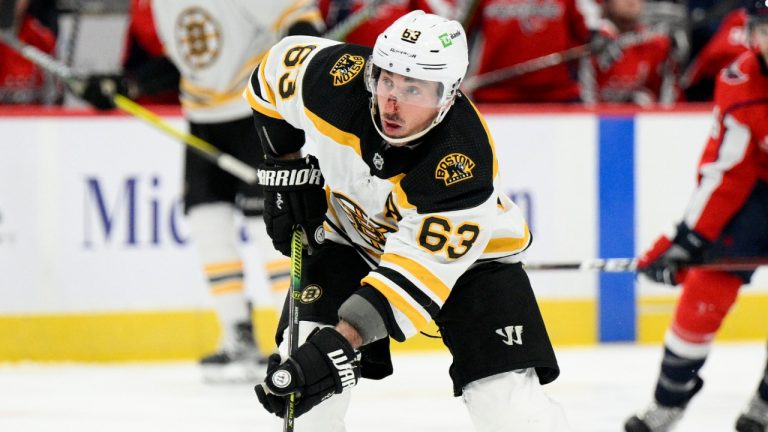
210, 280, 245, 295
265, 258, 290, 273
181, 90, 244, 110
467, 98, 498, 180
230, 53, 267, 92
204, 261, 243, 275
484, 232, 531, 254
272, 0, 317, 33
259, 51, 277, 105
362, 274, 430, 331
305, 108, 362, 155
245, 84, 283, 119
390, 174, 416, 210
380, 253, 450, 302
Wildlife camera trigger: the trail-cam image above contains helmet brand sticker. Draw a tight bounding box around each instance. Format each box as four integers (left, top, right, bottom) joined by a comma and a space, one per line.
439, 33, 453, 48
435, 153, 476, 186
330, 54, 366, 86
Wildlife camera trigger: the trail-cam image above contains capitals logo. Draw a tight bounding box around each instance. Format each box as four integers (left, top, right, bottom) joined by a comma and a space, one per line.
330, 54, 365, 86
435, 153, 476, 186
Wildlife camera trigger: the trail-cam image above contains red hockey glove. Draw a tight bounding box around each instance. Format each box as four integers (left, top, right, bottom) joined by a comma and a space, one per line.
637, 223, 710, 285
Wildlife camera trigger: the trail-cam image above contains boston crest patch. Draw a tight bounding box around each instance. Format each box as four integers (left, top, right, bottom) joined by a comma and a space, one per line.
330, 53, 365, 86
435, 153, 476, 186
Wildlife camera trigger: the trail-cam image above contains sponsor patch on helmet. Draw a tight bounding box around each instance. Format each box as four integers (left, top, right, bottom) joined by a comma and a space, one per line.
299, 284, 323, 304
435, 153, 476, 186
438, 33, 453, 48
330, 54, 366, 86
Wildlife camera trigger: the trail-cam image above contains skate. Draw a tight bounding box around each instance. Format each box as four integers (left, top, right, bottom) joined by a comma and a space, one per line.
624, 403, 684, 432
736, 395, 768, 432
200, 321, 268, 384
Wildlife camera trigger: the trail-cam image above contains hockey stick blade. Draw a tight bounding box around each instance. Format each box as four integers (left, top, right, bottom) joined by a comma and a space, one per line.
523, 257, 768, 272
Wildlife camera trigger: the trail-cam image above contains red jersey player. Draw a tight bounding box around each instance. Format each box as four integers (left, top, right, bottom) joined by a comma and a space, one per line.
582, 0, 679, 105
463, 0, 600, 103
0, 0, 56, 104
683, 8, 750, 101
318, 0, 455, 46
625, 2, 768, 431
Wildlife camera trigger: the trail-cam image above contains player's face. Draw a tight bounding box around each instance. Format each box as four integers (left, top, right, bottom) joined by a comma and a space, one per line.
375, 70, 441, 145
752, 22, 768, 60
605, 0, 643, 22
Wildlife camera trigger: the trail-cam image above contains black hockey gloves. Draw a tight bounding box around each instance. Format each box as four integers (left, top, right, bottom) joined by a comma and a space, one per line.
255, 328, 360, 418
72, 74, 129, 110
637, 223, 710, 285
258, 155, 327, 256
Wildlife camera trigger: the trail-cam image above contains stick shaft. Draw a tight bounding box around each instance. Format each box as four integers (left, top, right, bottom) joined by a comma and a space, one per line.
523, 257, 768, 272
0, 32, 258, 184
283, 229, 304, 432
323, 0, 386, 41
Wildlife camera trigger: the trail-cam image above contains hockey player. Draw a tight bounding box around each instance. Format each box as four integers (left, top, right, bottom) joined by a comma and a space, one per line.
246, 10, 569, 431
581, 0, 680, 105
462, 0, 601, 103
624, 1, 768, 431
78, 0, 325, 382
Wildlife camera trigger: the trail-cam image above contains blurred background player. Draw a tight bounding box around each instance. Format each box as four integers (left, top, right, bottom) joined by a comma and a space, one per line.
0, 0, 56, 104
461, 0, 601, 103
148, 0, 324, 383
624, 1, 768, 431
80, 0, 325, 382
317, 0, 456, 46
682, 6, 750, 101
581, 0, 680, 106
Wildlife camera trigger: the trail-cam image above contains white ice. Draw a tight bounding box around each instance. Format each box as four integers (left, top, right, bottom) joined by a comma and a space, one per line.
1, 342, 765, 432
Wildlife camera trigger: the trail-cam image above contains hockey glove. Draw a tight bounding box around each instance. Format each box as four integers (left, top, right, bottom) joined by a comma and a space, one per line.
590, 30, 624, 72
255, 328, 360, 418
637, 223, 710, 285
72, 74, 130, 111
258, 155, 327, 256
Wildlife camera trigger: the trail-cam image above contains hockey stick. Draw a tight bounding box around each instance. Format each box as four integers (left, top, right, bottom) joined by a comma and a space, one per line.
523, 257, 768, 272
284, 229, 304, 432
323, 0, 387, 42
0, 30, 258, 185
461, 28, 667, 95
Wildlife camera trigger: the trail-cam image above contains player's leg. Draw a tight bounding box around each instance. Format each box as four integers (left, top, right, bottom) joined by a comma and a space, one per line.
626, 182, 768, 432
736, 348, 768, 431
271, 243, 376, 432
463, 369, 569, 432
185, 119, 262, 382
437, 261, 566, 431
625, 269, 740, 432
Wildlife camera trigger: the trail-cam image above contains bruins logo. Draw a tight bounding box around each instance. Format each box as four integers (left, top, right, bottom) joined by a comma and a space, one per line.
330, 54, 365, 86
175, 7, 221, 70
299, 284, 322, 304
435, 153, 476, 186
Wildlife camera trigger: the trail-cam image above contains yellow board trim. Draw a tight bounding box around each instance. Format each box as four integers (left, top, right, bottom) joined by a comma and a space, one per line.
380, 253, 450, 302
11, 294, 768, 361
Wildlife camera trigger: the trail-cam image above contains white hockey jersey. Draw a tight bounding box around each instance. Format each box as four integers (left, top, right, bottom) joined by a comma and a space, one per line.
151, 0, 323, 123
245, 36, 532, 340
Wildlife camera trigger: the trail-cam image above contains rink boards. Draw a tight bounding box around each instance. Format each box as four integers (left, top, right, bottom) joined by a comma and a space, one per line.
1, 105, 767, 361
